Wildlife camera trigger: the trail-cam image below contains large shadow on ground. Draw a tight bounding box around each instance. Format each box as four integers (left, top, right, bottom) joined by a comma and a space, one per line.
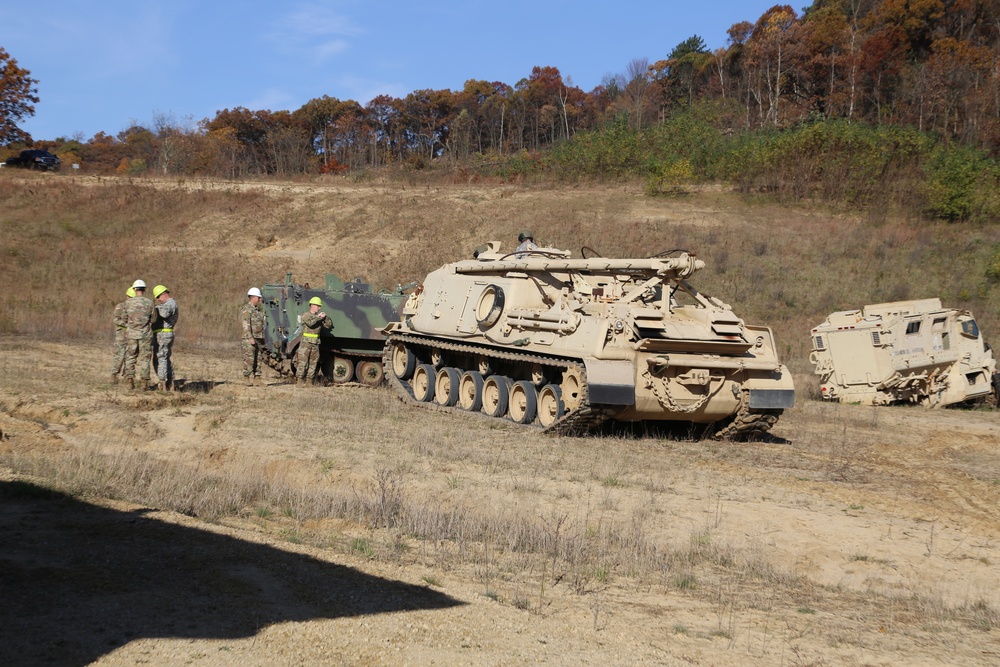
0, 481, 463, 667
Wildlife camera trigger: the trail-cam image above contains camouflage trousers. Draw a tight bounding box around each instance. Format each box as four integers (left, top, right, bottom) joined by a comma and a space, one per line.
123, 336, 152, 381
296, 341, 321, 380
111, 328, 127, 376
155, 332, 174, 381
242, 339, 262, 378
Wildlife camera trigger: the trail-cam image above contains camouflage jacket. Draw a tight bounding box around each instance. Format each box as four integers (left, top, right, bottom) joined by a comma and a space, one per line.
113, 300, 128, 330
300, 311, 333, 343
124, 296, 155, 340
240, 302, 265, 341
515, 240, 539, 258
154, 297, 178, 333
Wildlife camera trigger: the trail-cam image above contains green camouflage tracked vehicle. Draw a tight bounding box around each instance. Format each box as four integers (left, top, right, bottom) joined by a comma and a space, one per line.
382, 242, 795, 439
261, 273, 413, 384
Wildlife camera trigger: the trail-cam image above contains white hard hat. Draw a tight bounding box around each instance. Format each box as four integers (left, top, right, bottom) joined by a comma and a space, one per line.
247, 287, 262, 297
132, 279, 147, 289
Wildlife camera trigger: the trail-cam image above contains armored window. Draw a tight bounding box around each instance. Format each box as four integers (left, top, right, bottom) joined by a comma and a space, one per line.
871, 331, 881, 346
932, 317, 946, 332
814, 335, 825, 350
905, 321, 921, 335
960, 319, 980, 338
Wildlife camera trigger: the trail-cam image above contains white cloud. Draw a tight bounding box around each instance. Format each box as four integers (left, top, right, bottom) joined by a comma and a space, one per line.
283, 3, 361, 37
266, 1, 363, 64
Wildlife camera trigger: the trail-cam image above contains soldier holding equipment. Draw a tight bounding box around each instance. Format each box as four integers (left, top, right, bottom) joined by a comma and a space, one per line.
296, 296, 333, 385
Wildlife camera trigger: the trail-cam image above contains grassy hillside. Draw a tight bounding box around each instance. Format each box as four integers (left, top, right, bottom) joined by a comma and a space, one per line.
2, 170, 998, 389
3, 170, 1000, 665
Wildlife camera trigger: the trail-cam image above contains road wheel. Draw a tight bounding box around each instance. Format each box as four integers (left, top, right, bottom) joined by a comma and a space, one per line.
459, 371, 484, 411
391, 342, 416, 380
412, 364, 436, 402
357, 360, 383, 386
509, 381, 537, 424
332, 357, 354, 383
482, 376, 510, 418
434, 367, 460, 406
537, 385, 564, 427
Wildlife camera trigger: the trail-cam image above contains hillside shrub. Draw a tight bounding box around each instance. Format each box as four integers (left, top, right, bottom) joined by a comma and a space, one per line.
986, 243, 1000, 283
922, 144, 1000, 222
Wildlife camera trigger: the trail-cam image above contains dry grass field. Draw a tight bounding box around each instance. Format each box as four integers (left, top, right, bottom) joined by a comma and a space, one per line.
1, 171, 999, 665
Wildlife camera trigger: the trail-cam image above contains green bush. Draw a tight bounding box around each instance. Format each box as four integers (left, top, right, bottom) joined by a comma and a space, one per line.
923, 144, 1000, 222
986, 243, 1000, 283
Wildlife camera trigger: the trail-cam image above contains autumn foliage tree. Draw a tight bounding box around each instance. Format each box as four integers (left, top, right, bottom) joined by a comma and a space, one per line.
0, 47, 39, 144
19, 0, 1000, 182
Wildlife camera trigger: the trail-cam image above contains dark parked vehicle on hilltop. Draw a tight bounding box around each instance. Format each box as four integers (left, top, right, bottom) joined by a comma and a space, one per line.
5, 150, 61, 171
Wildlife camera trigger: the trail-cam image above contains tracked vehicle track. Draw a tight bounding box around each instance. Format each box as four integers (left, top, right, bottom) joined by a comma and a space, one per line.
710, 390, 782, 440
383, 334, 779, 439
383, 334, 615, 434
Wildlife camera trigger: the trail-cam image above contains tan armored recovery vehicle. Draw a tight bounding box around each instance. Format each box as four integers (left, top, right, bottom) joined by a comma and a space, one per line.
382, 243, 795, 439
809, 298, 999, 407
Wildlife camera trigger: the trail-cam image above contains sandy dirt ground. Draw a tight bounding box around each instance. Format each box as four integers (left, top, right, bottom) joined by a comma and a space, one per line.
1, 337, 999, 666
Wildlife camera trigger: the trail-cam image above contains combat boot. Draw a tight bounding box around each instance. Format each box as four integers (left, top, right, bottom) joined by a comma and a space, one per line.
112, 375, 119, 385
127, 378, 135, 390
253, 376, 264, 387
244, 376, 253, 387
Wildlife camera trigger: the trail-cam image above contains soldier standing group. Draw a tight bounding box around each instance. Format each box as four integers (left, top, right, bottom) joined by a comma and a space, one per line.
240, 288, 333, 387
112, 279, 179, 391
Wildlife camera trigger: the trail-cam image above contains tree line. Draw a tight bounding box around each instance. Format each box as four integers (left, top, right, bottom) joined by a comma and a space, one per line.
4, 1, 1000, 178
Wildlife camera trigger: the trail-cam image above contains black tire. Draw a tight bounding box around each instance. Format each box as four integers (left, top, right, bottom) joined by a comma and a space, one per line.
412, 364, 436, 402
509, 380, 538, 424
434, 367, 461, 406
459, 371, 485, 411
390, 342, 416, 380
482, 376, 510, 418
537, 384, 564, 427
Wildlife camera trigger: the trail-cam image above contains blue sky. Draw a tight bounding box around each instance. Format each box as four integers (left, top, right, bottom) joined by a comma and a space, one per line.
4, 1, 785, 141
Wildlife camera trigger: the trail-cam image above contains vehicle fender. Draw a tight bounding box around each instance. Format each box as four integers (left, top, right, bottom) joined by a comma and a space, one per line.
583, 359, 635, 405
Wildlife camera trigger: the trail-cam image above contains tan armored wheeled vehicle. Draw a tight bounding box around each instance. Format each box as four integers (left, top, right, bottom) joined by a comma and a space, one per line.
809, 298, 999, 407
382, 243, 795, 439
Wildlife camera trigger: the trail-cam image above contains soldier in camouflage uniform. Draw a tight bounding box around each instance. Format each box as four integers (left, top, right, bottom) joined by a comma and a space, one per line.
123, 279, 156, 390
152, 285, 178, 391
296, 296, 333, 385
241, 287, 267, 386
514, 230, 539, 258
111, 286, 135, 383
